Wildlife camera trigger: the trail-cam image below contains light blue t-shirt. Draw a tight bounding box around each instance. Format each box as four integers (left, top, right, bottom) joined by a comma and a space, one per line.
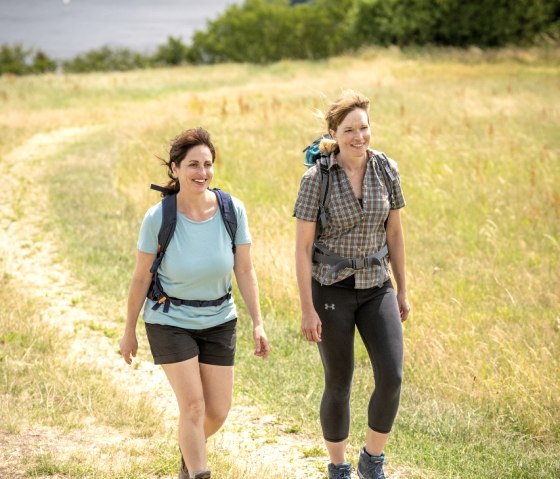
137, 195, 251, 329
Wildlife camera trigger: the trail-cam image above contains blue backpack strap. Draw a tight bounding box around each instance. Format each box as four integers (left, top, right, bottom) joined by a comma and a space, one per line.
212, 188, 237, 253
149, 193, 177, 274
146, 192, 177, 313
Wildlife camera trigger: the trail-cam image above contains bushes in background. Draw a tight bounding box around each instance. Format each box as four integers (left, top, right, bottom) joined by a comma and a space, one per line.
351, 0, 560, 47
0, 44, 56, 75
190, 0, 559, 61
62, 46, 153, 73
1, 0, 558, 75
189, 0, 355, 63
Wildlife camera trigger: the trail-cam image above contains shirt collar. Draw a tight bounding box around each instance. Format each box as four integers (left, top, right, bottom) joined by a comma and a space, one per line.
328, 149, 376, 170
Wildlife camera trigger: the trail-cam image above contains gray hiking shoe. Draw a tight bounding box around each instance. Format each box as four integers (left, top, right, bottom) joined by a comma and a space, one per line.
192, 472, 211, 479
328, 462, 352, 479
357, 448, 386, 479
178, 456, 189, 479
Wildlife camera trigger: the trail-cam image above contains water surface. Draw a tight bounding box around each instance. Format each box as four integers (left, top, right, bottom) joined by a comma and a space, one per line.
0, 0, 240, 59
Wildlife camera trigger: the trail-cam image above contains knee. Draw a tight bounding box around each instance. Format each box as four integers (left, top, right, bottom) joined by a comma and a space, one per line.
179, 396, 205, 421
325, 381, 352, 402
206, 407, 229, 427
377, 368, 402, 396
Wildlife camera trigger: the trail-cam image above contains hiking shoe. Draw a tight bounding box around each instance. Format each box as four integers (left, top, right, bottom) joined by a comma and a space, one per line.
328, 462, 352, 479
177, 456, 189, 479
192, 471, 211, 479
357, 448, 386, 479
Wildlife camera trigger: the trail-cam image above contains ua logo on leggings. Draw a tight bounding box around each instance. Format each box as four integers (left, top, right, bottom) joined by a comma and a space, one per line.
325, 304, 335, 310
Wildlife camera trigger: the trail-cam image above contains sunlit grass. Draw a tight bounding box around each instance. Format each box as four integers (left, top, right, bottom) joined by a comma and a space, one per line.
1, 47, 558, 478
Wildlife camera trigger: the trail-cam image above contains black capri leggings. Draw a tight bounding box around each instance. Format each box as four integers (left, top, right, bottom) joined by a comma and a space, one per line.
312, 279, 404, 442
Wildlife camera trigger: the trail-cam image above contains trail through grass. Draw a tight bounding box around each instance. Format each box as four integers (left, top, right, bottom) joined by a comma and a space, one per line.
1, 47, 558, 478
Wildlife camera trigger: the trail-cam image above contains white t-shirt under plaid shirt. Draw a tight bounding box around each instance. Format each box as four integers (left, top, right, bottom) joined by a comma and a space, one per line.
293, 149, 406, 288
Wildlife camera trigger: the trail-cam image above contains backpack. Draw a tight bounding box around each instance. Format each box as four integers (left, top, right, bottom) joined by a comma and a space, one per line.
302, 134, 396, 232
146, 184, 237, 313
302, 135, 396, 285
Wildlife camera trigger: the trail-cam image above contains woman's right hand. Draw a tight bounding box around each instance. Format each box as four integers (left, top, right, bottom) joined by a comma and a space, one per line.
119, 333, 138, 365
301, 309, 322, 343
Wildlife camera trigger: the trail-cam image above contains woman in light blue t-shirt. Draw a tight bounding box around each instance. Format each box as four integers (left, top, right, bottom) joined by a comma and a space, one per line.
119, 127, 270, 479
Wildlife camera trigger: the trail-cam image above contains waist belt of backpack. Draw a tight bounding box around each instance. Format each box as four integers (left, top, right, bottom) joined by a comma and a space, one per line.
149, 275, 232, 313
313, 243, 389, 287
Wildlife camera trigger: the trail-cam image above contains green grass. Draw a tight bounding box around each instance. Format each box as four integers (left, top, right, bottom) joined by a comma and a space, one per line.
1, 46, 559, 478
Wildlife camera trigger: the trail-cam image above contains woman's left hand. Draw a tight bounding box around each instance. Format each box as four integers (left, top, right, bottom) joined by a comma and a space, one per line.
253, 324, 270, 359
397, 292, 411, 322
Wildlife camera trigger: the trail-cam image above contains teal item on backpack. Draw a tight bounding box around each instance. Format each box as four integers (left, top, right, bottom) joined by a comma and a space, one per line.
303, 134, 331, 167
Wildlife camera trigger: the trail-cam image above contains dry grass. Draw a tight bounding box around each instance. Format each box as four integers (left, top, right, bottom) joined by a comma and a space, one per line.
1, 47, 558, 477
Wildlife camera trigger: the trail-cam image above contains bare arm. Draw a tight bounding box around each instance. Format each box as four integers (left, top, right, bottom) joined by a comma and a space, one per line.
233, 244, 270, 358
295, 219, 322, 342
385, 209, 410, 321
119, 250, 155, 364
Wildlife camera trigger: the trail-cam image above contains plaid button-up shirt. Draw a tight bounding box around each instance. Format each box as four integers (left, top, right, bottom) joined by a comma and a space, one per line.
293, 149, 406, 288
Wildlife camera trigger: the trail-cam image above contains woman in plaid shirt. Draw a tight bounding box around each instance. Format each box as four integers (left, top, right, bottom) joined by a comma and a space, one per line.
294, 91, 410, 479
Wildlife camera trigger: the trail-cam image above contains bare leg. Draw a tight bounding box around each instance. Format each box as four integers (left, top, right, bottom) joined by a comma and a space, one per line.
325, 438, 348, 465
162, 357, 207, 474
366, 428, 389, 456
200, 363, 234, 438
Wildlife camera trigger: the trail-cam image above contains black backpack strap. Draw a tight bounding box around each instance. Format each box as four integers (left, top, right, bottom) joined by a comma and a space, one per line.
372, 152, 395, 208
213, 188, 238, 254
316, 155, 330, 235
150, 183, 175, 196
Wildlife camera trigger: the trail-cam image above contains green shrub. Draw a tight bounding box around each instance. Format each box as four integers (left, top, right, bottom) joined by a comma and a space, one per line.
151, 36, 192, 66
350, 0, 560, 47
62, 45, 153, 73
31, 51, 57, 74
0, 43, 56, 75
189, 0, 355, 64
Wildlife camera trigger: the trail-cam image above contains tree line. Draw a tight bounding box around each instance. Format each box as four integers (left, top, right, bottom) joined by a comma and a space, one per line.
2, 0, 558, 75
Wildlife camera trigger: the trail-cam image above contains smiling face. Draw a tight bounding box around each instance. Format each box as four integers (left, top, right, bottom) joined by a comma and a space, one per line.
330, 108, 371, 161
171, 144, 214, 194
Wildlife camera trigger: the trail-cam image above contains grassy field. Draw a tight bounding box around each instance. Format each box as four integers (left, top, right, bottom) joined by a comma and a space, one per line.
1, 46, 559, 478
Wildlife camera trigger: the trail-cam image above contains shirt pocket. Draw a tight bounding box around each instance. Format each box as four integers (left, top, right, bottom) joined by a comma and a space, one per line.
363, 194, 390, 227
325, 200, 363, 233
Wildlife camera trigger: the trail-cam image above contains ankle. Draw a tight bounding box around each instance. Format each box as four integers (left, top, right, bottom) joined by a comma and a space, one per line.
363, 447, 385, 462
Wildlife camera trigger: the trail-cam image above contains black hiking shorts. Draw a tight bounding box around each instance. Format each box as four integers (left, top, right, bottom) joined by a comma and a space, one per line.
144, 319, 237, 366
